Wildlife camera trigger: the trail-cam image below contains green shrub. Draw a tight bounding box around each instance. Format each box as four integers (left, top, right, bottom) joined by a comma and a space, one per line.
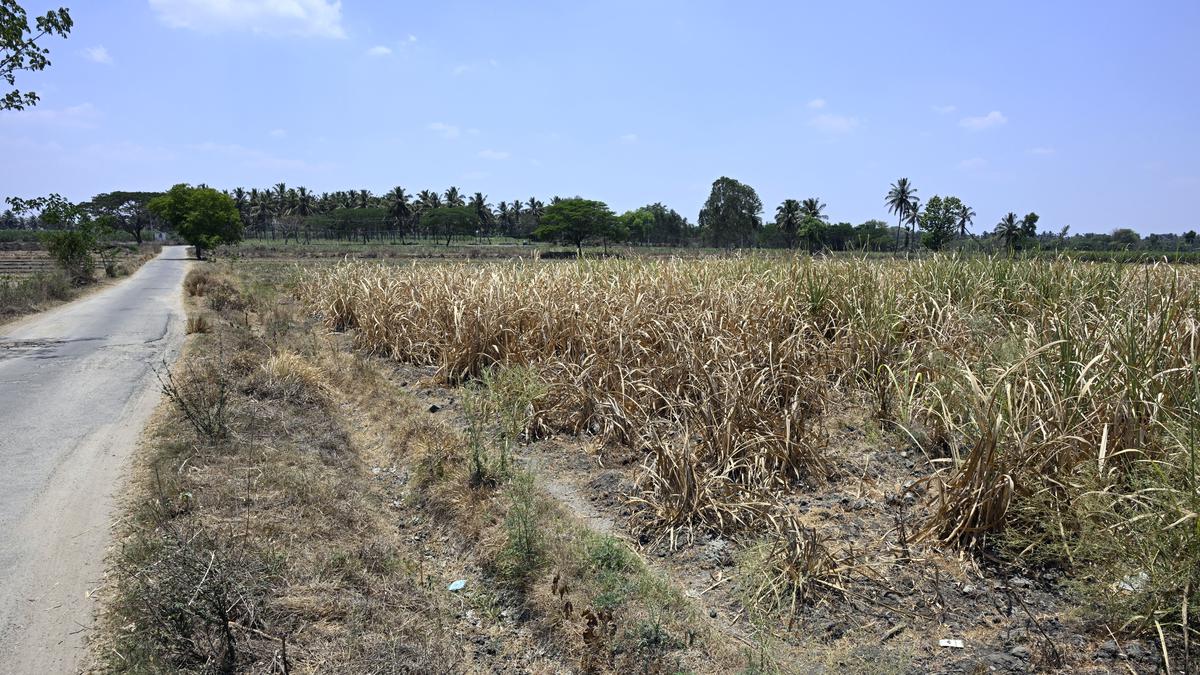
42, 227, 97, 284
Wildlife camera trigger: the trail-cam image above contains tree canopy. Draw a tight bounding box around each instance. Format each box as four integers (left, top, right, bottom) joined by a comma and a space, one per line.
699, 177, 762, 248
1, 1, 72, 110
420, 206, 477, 246
918, 195, 962, 251
534, 198, 620, 254
85, 191, 162, 244
148, 184, 242, 259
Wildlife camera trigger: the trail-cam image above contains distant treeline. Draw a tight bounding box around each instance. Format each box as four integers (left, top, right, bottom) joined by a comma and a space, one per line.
4, 178, 1195, 254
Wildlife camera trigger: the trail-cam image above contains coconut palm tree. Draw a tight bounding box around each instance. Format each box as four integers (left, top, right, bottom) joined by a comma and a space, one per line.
469, 192, 493, 236
956, 203, 976, 237
272, 182, 288, 214
294, 186, 316, 218
799, 197, 828, 222
384, 186, 412, 235
775, 199, 802, 249
904, 199, 922, 251
524, 197, 544, 234
354, 189, 372, 209
994, 212, 1023, 252
417, 190, 442, 211
885, 178, 918, 251
443, 186, 464, 207
509, 200, 523, 236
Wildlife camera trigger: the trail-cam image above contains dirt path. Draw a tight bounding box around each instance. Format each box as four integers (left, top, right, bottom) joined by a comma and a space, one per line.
0, 247, 191, 673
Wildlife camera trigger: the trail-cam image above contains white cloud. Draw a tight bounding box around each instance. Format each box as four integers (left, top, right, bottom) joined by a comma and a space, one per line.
148, 0, 346, 38
269, 128, 287, 138
366, 45, 392, 57
405, 34, 417, 43
0, 102, 99, 128
809, 113, 859, 134
807, 98, 826, 109
958, 157, 988, 170
932, 104, 956, 114
452, 59, 498, 76
427, 122, 461, 139
619, 133, 638, 144
477, 149, 510, 160
1028, 146, 1056, 156
83, 45, 113, 64
188, 141, 327, 171
959, 110, 1008, 131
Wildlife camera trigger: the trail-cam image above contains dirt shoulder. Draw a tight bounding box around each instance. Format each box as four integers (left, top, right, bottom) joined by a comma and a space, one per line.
91, 261, 741, 673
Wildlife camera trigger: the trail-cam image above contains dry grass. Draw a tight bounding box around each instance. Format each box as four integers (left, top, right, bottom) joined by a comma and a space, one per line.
299, 254, 1200, 657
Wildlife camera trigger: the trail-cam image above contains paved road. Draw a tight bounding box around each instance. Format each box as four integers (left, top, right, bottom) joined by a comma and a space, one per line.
0, 246, 191, 673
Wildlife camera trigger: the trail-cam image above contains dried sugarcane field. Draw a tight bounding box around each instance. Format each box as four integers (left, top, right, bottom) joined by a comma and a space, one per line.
278, 253, 1197, 672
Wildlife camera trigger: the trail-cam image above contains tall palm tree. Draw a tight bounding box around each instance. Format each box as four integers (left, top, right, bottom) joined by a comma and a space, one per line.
510, 200, 523, 236
469, 192, 493, 235
775, 199, 802, 249
355, 189, 372, 209
885, 178, 918, 251
956, 203, 976, 237
904, 198, 922, 251
497, 201, 511, 234
799, 197, 828, 222
525, 197, 544, 233
443, 186, 464, 207
417, 189, 442, 211
231, 187, 249, 225
384, 186, 412, 234
994, 212, 1023, 252
272, 182, 288, 214
294, 186, 315, 217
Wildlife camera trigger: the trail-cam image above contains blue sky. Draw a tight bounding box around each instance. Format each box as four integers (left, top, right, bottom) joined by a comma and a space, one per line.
2, 0, 1198, 233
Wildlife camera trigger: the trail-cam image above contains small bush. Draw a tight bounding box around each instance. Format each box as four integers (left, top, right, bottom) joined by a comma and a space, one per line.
186, 315, 211, 334
496, 471, 545, 586
114, 520, 274, 673
42, 228, 97, 284
207, 280, 246, 313
158, 359, 231, 442
183, 267, 214, 297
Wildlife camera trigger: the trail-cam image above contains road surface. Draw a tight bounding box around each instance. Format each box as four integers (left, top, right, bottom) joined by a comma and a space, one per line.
0, 246, 191, 673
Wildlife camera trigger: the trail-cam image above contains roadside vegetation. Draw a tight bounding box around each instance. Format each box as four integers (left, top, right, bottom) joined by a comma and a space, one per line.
95, 263, 740, 673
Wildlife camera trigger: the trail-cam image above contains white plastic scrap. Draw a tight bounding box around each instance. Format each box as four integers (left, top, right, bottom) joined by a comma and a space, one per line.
939, 639, 965, 649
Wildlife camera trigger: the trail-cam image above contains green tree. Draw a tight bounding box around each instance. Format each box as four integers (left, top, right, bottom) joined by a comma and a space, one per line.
799, 197, 827, 222
384, 186, 412, 237
994, 212, 1024, 253
797, 215, 826, 252
853, 219, 892, 251
1110, 227, 1140, 248
620, 207, 655, 244
774, 199, 802, 249
469, 192, 494, 236
1021, 212, 1040, 239
1, 2, 72, 110
534, 197, 619, 255
85, 191, 161, 244
443, 186, 464, 207
1185, 230, 1197, 248
699, 177, 762, 248
7, 193, 111, 282
918, 195, 961, 251
148, 184, 243, 260
421, 206, 476, 246
885, 177, 919, 251
955, 203, 976, 237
